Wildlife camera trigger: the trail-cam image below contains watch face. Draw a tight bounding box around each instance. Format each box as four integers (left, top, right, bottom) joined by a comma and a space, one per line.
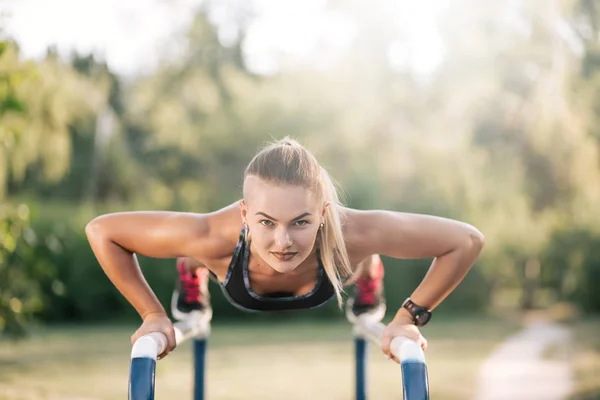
416, 311, 431, 326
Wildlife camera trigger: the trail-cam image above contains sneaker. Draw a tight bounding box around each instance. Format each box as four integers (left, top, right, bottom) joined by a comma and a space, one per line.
346, 256, 386, 322
171, 258, 212, 321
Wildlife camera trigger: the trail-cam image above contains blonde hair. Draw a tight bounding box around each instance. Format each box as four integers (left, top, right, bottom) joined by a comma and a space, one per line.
243, 137, 353, 306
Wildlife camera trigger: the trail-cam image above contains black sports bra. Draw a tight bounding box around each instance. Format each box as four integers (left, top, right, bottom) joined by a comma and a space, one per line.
217, 226, 336, 312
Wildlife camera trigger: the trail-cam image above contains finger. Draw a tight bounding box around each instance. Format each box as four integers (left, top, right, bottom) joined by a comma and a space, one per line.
382, 345, 393, 360
388, 341, 400, 363
158, 346, 169, 360
381, 330, 392, 356
166, 327, 177, 353
421, 337, 428, 351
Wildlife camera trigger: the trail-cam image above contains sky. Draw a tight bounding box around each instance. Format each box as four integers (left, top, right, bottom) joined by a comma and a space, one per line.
2, 0, 448, 78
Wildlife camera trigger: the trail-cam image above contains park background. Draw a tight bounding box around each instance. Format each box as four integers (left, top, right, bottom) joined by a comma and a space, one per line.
0, 0, 599, 399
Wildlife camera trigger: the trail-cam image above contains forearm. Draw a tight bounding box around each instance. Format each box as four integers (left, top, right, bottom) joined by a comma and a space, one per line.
395, 235, 483, 320
87, 231, 166, 319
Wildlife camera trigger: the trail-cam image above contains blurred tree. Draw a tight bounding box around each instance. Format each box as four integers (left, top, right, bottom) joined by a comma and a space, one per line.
3, 0, 600, 322
0, 40, 59, 337
1, 42, 105, 200
126, 7, 266, 211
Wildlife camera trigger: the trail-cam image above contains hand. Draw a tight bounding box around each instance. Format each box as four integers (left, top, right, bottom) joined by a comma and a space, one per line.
131, 312, 176, 360
381, 316, 427, 363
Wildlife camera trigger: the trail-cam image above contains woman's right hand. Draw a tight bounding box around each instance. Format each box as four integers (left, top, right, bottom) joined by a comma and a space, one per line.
131, 312, 177, 359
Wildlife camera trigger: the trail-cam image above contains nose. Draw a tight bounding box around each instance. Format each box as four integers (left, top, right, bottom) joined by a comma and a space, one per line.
274, 227, 292, 249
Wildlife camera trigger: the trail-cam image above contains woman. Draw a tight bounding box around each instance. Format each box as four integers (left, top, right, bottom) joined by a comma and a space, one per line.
85, 138, 484, 362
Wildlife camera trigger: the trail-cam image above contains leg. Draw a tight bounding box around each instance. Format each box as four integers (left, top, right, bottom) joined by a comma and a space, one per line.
346, 254, 386, 322
171, 257, 212, 321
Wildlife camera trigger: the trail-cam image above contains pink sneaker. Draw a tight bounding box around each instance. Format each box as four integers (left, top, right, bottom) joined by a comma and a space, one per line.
346, 256, 386, 321
171, 258, 211, 321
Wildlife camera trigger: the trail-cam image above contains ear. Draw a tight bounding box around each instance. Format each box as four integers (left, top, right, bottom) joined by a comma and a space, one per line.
321, 201, 330, 221
240, 199, 248, 224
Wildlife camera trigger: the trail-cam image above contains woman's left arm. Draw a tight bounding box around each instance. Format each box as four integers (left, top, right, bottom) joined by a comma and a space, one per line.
344, 208, 485, 314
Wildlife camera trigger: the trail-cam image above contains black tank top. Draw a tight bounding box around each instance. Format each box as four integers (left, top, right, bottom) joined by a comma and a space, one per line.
217, 226, 336, 312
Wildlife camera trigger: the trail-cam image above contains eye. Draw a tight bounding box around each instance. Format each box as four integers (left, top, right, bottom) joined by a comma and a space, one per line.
260, 220, 275, 227
293, 220, 309, 227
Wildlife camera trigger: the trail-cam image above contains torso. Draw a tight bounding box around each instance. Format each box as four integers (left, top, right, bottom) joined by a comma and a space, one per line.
197, 201, 371, 297
205, 223, 335, 312
246, 259, 320, 296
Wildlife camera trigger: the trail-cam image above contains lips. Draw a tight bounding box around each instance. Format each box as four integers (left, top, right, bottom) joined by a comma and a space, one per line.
271, 252, 298, 261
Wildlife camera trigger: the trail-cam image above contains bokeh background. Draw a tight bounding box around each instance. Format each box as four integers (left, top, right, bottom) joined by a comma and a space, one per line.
1, 0, 599, 399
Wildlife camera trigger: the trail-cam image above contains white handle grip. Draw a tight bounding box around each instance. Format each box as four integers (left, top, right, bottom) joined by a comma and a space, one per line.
390, 335, 426, 362
353, 317, 426, 363
131, 332, 167, 359
130, 316, 212, 360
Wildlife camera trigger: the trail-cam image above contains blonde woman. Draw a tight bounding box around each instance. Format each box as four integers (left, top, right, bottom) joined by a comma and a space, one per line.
86, 138, 484, 361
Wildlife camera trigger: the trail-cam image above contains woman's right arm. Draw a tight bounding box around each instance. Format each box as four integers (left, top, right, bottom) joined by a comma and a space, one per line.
85, 211, 225, 354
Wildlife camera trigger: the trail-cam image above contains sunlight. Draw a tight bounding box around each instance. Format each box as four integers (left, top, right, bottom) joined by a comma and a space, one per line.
385, 1, 449, 78
244, 0, 449, 77
4, 0, 201, 76
4, 0, 449, 78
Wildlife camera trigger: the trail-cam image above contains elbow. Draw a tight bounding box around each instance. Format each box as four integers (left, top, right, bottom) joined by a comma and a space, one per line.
85, 216, 108, 242
467, 226, 485, 253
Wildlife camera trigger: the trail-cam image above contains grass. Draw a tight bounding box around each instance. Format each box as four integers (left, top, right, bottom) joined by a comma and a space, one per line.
0, 315, 520, 400
569, 317, 600, 400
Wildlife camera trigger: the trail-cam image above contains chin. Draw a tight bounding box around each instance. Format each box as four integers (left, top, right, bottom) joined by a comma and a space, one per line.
268, 254, 304, 273
271, 264, 297, 273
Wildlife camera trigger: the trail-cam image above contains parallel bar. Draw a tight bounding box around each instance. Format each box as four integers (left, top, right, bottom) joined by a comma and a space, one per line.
129, 316, 211, 400
352, 316, 429, 400
193, 338, 207, 400
355, 337, 368, 400
129, 356, 157, 400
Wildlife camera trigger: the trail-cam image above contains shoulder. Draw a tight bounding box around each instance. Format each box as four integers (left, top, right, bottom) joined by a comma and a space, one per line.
339, 206, 381, 259
197, 201, 244, 261
339, 206, 411, 257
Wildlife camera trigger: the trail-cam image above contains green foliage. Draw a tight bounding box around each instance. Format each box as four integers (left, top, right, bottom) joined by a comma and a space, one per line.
542, 227, 600, 312
4, 0, 600, 329
0, 42, 105, 199
0, 204, 53, 337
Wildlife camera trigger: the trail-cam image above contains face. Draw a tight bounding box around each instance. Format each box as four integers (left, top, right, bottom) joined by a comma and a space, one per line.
241, 176, 328, 273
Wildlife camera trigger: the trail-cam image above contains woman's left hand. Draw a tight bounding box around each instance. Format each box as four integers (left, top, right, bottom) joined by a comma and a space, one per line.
381, 316, 427, 363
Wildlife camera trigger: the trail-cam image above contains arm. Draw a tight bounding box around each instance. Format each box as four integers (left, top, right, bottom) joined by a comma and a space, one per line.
85, 211, 226, 320
345, 209, 485, 315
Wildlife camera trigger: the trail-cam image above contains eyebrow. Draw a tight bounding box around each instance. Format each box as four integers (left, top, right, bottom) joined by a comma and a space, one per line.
255, 212, 312, 222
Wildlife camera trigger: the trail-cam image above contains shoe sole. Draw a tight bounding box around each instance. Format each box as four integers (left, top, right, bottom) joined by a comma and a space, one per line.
170, 290, 213, 322
345, 297, 387, 323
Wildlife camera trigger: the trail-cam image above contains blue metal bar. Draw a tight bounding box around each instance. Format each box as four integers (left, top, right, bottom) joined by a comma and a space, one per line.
355, 337, 368, 400
401, 361, 429, 400
128, 317, 210, 400
352, 318, 429, 400
129, 357, 156, 400
193, 338, 207, 400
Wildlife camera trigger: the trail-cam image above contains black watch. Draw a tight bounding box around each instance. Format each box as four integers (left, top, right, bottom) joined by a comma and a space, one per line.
402, 298, 432, 327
